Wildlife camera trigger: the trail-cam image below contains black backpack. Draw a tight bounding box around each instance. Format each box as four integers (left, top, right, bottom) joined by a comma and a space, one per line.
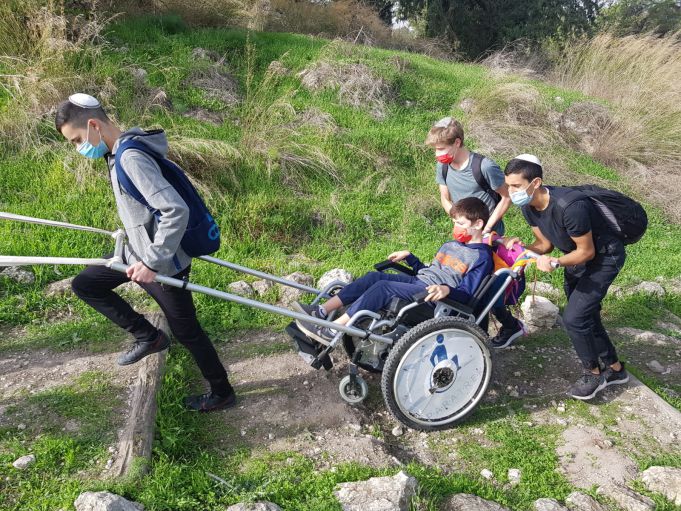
441, 152, 501, 206
554, 185, 648, 245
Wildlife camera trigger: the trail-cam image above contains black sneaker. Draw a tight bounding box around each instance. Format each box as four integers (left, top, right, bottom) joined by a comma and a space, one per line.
567, 371, 607, 400
117, 330, 170, 366
184, 390, 237, 412
490, 321, 526, 349
603, 362, 629, 387
295, 318, 336, 345
292, 301, 325, 319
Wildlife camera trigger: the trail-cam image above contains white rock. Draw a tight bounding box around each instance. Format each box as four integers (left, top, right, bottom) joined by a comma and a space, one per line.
225, 503, 282, 511
12, 454, 35, 470
521, 295, 559, 332
534, 499, 568, 511
252, 279, 274, 296
565, 491, 607, 511
647, 360, 665, 373
530, 282, 561, 298
228, 281, 254, 297
508, 468, 521, 486
118, 281, 144, 296
45, 277, 75, 297
596, 483, 655, 511
640, 466, 681, 505
441, 494, 510, 511
317, 268, 353, 292
1, 266, 35, 284
74, 491, 144, 511
278, 272, 314, 307
629, 281, 666, 297
391, 425, 404, 437
480, 469, 494, 479
334, 470, 417, 511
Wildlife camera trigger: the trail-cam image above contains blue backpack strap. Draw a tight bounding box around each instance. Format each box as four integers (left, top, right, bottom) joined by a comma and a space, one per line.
113, 139, 159, 213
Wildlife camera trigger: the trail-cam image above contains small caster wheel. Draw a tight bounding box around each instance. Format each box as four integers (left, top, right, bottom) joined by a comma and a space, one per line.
339, 374, 369, 404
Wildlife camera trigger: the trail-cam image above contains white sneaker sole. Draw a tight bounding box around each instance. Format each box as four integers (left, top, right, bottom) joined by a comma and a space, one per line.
295, 319, 332, 346
605, 375, 629, 387
568, 380, 607, 401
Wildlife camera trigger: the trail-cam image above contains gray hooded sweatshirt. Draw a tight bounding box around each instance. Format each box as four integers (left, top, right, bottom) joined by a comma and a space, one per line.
106, 128, 192, 276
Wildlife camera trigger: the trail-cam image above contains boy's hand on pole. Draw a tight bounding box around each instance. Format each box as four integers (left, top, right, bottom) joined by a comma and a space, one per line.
388, 250, 411, 262
503, 237, 524, 250
424, 284, 450, 302
126, 261, 157, 283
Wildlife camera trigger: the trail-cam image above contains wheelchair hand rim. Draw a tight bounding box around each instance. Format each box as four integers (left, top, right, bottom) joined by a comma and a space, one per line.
391, 328, 491, 427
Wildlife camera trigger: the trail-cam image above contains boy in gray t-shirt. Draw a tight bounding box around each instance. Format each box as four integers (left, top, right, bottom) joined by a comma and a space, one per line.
425, 117, 525, 349
427, 117, 510, 236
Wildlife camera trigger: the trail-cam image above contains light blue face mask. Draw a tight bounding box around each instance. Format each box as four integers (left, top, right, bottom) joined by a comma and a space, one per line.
510, 180, 537, 207
77, 124, 109, 159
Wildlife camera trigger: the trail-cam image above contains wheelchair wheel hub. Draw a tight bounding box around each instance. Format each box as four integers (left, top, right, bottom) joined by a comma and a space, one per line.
430, 361, 457, 393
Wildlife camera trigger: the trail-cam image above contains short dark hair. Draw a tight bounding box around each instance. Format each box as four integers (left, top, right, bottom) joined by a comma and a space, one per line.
504, 158, 543, 181
450, 197, 489, 227
55, 100, 110, 133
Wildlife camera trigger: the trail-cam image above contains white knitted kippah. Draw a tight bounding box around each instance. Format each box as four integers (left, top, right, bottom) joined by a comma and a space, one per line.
68, 93, 101, 109
513, 153, 542, 169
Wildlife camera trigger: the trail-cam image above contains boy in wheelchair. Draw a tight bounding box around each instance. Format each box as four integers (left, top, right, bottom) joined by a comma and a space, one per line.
294, 197, 495, 344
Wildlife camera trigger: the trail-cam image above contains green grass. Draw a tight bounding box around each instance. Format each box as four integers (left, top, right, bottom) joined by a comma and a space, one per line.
1, 13, 681, 511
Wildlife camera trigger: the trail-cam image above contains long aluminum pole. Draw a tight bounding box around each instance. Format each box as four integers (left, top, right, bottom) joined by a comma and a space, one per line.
0, 256, 110, 266
0, 212, 322, 292
198, 256, 320, 294
106, 262, 389, 343
0, 212, 114, 237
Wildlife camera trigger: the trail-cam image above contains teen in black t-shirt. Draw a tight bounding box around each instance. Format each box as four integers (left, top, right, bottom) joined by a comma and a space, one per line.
503, 154, 629, 401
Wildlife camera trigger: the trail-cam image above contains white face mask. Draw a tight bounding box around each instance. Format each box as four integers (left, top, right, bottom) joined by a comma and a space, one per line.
510, 180, 538, 207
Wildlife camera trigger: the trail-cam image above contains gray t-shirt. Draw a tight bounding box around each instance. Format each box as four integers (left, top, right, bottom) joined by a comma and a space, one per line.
435, 153, 506, 234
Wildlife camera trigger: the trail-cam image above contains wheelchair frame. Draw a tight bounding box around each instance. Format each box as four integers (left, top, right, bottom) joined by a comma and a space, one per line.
0, 211, 536, 430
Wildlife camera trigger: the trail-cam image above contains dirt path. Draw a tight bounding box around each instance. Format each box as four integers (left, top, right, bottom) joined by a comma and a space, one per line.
211, 326, 681, 488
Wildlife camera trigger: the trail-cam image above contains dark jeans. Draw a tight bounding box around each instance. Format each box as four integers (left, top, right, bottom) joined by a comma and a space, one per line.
71, 256, 230, 395
337, 271, 428, 317
491, 305, 520, 331
562, 242, 626, 370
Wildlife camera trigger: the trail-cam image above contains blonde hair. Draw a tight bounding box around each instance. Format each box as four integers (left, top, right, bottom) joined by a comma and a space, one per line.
425, 117, 465, 147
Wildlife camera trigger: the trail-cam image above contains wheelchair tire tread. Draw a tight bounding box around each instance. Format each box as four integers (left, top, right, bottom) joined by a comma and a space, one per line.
380, 316, 489, 432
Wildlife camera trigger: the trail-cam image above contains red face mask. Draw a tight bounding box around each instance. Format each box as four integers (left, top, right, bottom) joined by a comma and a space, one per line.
437, 153, 454, 164
452, 225, 472, 243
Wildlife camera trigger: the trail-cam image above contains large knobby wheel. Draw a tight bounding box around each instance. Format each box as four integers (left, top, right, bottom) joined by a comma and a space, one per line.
380, 316, 491, 431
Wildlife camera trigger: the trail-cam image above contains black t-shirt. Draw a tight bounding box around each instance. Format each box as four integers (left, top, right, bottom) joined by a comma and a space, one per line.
521, 186, 616, 254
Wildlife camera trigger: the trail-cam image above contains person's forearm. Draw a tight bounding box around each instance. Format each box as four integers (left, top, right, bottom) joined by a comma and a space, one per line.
485, 196, 511, 232
558, 247, 595, 267
440, 195, 453, 215
525, 240, 552, 255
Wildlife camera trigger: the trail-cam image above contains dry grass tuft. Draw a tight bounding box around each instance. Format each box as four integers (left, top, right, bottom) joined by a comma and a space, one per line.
298, 59, 392, 119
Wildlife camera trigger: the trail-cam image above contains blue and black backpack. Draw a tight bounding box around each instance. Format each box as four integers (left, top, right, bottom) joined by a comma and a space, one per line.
114, 130, 220, 258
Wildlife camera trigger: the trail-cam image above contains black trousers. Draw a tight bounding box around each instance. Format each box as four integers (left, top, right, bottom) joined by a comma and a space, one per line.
562, 242, 625, 370
71, 256, 230, 395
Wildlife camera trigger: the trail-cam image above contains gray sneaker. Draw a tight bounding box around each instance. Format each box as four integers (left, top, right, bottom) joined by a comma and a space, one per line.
295, 318, 337, 345
567, 371, 607, 400
603, 362, 629, 387
293, 301, 324, 319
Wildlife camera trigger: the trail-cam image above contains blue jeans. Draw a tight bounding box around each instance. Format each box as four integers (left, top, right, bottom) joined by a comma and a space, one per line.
337, 271, 428, 317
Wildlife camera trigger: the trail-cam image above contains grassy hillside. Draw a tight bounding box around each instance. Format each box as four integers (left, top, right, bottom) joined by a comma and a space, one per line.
1, 14, 680, 511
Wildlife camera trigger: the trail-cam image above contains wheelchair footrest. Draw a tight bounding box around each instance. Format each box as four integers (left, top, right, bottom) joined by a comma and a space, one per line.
285, 322, 333, 371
